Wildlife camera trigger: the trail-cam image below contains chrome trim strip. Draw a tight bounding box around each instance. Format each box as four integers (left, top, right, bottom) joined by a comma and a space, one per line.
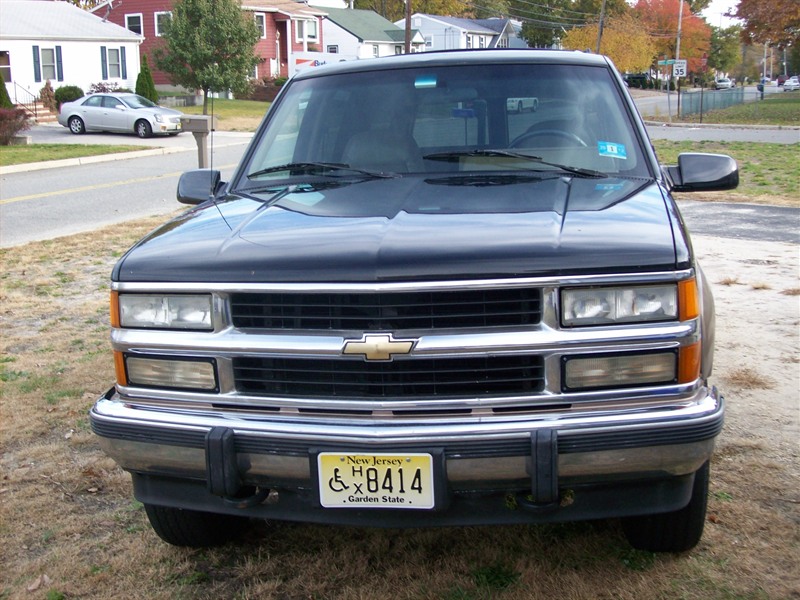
111, 269, 696, 294
111, 323, 697, 356
92, 388, 721, 446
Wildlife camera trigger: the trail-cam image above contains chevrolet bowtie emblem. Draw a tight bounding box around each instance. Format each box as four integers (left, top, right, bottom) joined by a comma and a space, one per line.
342, 334, 416, 361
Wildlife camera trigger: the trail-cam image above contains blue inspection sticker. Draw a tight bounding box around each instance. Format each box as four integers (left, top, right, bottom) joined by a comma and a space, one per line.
415, 74, 437, 89
598, 141, 627, 160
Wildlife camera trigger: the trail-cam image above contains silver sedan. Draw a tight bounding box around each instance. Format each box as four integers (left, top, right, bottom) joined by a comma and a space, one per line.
58, 93, 183, 138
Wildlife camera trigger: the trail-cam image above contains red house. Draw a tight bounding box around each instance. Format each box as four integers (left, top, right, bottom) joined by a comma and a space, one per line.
92, 0, 326, 85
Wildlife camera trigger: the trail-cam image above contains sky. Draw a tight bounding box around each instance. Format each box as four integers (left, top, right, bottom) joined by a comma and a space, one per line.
700, 0, 742, 28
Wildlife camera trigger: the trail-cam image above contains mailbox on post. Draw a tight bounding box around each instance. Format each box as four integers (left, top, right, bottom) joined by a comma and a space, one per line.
180, 115, 219, 168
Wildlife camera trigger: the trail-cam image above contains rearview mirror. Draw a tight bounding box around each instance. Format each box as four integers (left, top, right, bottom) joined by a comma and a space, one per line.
177, 169, 222, 205
665, 153, 738, 192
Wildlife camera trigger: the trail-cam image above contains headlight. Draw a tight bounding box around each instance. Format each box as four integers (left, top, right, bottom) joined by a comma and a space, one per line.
561, 285, 677, 327
125, 356, 217, 390
115, 293, 213, 330
154, 114, 164, 123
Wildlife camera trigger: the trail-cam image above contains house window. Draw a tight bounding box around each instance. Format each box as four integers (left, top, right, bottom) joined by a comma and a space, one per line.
0, 51, 10, 83
155, 12, 172, 36
107, 48, 121, 78
100, 46, 127, 80
425, 36, 432, 48
479, 36, 485, 48
327, 45, 338, 53
498, 36, 508, 48
466, 35, 472, 49
372, 45, 379, 57
296, 19, 318, 42
395, 45, 403, 55
41, 48, 57, 80
32, 46, 63, 82
125, 14, 143, 35
254, 13, 266, 39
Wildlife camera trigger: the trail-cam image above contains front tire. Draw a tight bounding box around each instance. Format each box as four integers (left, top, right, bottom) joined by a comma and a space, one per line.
621, 461, 710, 553
135, 120, 153, 138
143, 503, 249, 547
68, 116, 85, 135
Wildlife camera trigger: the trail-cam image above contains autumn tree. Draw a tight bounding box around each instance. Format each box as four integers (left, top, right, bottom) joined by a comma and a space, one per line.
154, 0, 260, 114
562, 12, 656, 73
707, 25, 741, 75
732, 0, 800, 49
633, 0, 711, 72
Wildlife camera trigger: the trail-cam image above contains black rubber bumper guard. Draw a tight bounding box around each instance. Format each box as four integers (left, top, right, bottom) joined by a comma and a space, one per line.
204, 425, 561, 512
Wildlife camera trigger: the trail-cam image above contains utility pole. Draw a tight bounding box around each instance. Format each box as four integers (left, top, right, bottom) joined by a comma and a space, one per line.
675, 0, 683, 60
404, 0, 412, 54
595, 0, 607, 54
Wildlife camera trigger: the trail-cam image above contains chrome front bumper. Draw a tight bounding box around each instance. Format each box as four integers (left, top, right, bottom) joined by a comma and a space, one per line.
91, 386, 722, 487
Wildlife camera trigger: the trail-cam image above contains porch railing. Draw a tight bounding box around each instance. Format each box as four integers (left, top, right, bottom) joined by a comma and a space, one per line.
12, 83, 38, 120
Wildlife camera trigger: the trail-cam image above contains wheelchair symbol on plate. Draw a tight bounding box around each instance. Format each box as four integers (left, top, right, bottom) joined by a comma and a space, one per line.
328, 467, 350, 492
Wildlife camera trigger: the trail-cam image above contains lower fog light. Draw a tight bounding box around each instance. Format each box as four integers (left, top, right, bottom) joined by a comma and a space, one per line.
125, 356, 217, 391
564, 352, 676, 390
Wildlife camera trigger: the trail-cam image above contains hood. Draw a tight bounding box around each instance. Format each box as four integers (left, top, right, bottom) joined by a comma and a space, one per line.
114, 175, 681, 283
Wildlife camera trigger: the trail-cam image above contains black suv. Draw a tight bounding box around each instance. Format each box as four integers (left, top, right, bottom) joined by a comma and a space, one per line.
92, 49, 738, 552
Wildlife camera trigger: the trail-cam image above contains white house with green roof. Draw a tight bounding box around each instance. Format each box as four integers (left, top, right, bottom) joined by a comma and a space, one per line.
321, 7, 424, 58
395, 14, 526, 52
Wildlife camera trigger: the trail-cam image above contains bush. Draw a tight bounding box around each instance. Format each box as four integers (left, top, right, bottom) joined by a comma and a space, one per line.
54, 85, 85, 109
136, 55, 159, 103
0, 107, 32, 145
88, 82, 131, 94
39, 80, 57, 112
0, 71, 13, 109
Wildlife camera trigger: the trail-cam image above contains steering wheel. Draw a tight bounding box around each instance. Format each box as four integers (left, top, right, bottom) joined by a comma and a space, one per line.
509, 129, 588, 148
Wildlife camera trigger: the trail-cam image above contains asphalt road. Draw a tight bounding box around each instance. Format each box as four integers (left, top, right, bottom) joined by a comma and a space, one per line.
0, 119, 797, 248
1, 128, 252, 247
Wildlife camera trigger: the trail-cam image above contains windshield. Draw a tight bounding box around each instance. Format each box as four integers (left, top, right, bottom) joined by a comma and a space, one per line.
239, 62, 651, 185
122, 94, 158, 109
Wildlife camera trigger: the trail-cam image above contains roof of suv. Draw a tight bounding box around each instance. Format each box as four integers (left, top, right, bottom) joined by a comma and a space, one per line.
292, 49, 610, 81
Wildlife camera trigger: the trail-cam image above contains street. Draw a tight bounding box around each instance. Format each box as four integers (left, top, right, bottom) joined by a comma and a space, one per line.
1, 130, 251, 247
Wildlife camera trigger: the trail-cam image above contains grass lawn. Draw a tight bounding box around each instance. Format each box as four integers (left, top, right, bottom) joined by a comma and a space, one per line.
652, 140, 799, 206
0, 143, 144, 167
181, 98, 269, 131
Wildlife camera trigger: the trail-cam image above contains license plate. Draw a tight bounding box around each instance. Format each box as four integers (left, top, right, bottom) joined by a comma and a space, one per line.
318, 452, 434, 509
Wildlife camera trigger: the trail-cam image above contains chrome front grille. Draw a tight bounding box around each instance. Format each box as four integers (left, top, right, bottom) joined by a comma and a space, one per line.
232, 355, 545, 399
230, 288, 542, 331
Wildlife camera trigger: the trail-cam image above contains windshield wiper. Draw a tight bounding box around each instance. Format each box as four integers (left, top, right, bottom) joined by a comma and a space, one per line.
247, 162, 397, 179
423, 149, 606, 178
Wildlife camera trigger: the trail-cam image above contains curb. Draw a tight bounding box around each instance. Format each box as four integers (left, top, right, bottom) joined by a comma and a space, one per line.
0, 137, 253, 175
643, 121, 800, 131
0, 145, 191, 175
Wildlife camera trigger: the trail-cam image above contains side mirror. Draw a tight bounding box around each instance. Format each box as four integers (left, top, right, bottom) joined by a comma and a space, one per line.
665, 153, 738, 193
177, 169, 222, 205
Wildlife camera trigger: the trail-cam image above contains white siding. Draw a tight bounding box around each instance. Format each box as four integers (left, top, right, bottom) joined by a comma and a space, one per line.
396, 17, 462, 51
2, 38, 140, 101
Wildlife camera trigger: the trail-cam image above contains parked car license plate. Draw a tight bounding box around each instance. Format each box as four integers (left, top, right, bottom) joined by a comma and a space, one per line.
317, 452, 434, 509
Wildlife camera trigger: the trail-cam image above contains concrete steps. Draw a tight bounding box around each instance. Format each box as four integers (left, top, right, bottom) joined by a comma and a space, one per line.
16, 101, 58, 124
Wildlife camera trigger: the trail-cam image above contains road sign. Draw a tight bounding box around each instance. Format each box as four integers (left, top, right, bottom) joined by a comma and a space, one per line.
673, 60, 688, 77
658, 59, 676, 65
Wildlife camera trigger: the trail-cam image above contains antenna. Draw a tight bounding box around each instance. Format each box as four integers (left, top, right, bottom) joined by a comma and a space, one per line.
207, 87, 232, 230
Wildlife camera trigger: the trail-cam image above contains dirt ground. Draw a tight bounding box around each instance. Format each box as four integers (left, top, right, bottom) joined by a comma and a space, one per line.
0, 220, 798, 599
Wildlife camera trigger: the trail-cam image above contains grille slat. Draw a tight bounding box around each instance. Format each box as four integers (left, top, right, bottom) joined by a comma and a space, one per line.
233, 356, 545, 399
230, 288, 542, 331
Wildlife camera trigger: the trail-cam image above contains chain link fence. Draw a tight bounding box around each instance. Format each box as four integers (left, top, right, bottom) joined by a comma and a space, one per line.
679, 87, 746, 118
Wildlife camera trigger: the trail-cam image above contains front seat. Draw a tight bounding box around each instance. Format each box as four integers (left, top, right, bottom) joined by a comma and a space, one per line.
342, 129, 424, 173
